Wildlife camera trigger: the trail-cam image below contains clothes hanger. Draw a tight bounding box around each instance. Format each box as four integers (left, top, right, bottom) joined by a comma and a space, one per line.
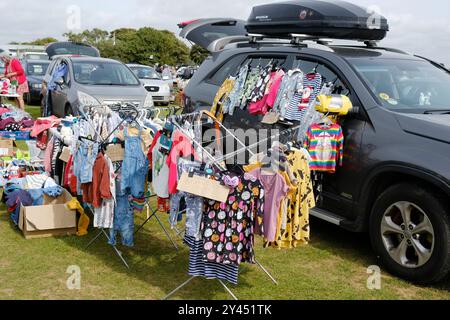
317, 112, 333, 129
309, 62, 320, 75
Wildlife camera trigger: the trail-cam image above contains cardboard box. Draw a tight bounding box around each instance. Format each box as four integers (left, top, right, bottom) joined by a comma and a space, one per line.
18, 189, 77, 239
0, 139, 14, 157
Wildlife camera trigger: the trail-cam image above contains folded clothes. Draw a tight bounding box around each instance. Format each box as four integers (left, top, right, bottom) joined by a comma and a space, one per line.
20, 118, 35, 128
30, 116, 61, 138
0, 117, 15, 130
28, 186, 63, 206
6, 189, 33, 209
0, 107, 10, 115
4, 123, 21, 132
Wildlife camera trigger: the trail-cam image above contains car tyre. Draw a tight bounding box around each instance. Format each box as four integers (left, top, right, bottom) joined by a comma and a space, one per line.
370, 183, 450, 284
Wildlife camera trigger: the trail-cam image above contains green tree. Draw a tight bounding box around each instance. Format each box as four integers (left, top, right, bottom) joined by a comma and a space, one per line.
63, 28, 109, 45
9, 38, 59, 46
26, 37, 59, 46
64, 27, 190, 66
190, 44, 209, 65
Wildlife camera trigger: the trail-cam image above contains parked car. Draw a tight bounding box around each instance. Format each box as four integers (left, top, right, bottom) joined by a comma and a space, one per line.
180, 3, 450, 284
23, 59, 50, 105
127, 64, 171, 106
20, 52, 49, 61
41, 42, 153, 117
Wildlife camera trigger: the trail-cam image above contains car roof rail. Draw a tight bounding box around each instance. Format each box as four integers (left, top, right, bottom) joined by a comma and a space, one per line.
217, 33, 408, 56
220, 33, 337, 53
330, 44, 409, 55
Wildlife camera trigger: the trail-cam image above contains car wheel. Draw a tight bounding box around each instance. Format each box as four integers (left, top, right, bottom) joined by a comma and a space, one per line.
370, 183, 450, 284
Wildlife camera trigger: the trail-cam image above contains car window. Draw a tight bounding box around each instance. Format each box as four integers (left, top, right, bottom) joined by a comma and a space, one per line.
73, 61, 140, 86
247, 55, 289, 69
207, 54, 289, 86
296, 57, 354, 101
349, 58, 450, 112
207, 55, 245, 86
26, 62, 50, 76
130, 66, 160, 80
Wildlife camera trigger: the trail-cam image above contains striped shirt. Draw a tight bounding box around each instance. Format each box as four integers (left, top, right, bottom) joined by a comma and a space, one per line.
185, 235, 239, 285
305, 123, 344, 173
285, 73, 322, 122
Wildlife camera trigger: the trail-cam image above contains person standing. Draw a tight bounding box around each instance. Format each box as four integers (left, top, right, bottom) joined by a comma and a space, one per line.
0, 53, 29, 110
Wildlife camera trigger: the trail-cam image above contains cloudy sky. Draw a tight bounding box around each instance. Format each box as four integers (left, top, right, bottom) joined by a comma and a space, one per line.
1, 0, 449, 65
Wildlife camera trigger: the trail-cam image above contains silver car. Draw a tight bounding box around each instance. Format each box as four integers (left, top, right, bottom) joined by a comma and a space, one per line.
42, 42, 153, 117
128, 64, 171, 106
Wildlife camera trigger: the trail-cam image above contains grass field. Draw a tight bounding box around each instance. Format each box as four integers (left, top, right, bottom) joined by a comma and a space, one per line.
0, 104, 448, 300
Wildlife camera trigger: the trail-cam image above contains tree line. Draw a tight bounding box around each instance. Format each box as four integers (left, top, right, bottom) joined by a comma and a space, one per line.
12, 28, 210, 66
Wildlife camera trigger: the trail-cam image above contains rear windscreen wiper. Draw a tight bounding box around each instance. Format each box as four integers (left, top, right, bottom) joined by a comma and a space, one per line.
424, 110, 450, 114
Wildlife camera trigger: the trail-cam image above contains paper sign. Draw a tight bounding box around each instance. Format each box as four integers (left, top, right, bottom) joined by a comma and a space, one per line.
0, 139, 13, 149
59, 147, 72, 163
177, 172, 230, 203
106, 144, 125, 162
0, 148, 10, 156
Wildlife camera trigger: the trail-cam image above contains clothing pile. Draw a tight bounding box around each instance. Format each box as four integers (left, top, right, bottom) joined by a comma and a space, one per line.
0, 158, 90, 236
0, 104, 34, 133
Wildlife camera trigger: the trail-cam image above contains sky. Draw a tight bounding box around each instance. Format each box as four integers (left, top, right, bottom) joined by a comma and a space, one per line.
1, 0, 449, 65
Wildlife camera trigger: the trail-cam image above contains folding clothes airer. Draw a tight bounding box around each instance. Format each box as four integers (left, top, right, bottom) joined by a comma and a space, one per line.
162, 110, 290, 301
132, 105, 188, 252
81, 104, 177, 268
81, 103, 141, 269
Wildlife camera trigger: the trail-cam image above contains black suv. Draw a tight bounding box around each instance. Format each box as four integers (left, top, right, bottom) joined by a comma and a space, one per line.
180, 17, 450, 284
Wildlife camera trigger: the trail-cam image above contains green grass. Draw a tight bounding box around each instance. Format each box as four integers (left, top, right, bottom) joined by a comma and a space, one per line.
0, 105, 448, 300
1, 205, 449, 300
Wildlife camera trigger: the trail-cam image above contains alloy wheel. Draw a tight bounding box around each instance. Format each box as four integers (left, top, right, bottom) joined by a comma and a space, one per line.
380, 201, 435, 269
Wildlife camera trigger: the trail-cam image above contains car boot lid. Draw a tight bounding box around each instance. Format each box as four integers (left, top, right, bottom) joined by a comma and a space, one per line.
46, 42, 100, 59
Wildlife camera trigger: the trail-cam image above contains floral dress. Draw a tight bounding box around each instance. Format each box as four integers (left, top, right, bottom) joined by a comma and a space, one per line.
201, 173, 265, 266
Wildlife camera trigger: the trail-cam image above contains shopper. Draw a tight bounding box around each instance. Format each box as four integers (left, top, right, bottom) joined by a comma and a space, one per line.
0, 53, 29, 110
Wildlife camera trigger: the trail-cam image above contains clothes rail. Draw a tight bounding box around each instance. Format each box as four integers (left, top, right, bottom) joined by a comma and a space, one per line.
215, 124, 302, 164
163, 114, 279, 301
170, 110, 255, 159
81, 103, 178, 268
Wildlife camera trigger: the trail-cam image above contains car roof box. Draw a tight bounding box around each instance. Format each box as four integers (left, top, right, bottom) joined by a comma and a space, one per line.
46, 42, 100, 59
246, 0, 389, 41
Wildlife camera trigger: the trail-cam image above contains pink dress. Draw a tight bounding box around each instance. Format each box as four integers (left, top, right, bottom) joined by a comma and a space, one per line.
248, 70, 285, 115
249, 168, 289, 242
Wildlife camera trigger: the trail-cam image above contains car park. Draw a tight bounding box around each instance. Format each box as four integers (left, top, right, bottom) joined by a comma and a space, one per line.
41, 42, 153, 117
180, 0, 450, 284
128, 64, 171, 106
23, 59, 50, 104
